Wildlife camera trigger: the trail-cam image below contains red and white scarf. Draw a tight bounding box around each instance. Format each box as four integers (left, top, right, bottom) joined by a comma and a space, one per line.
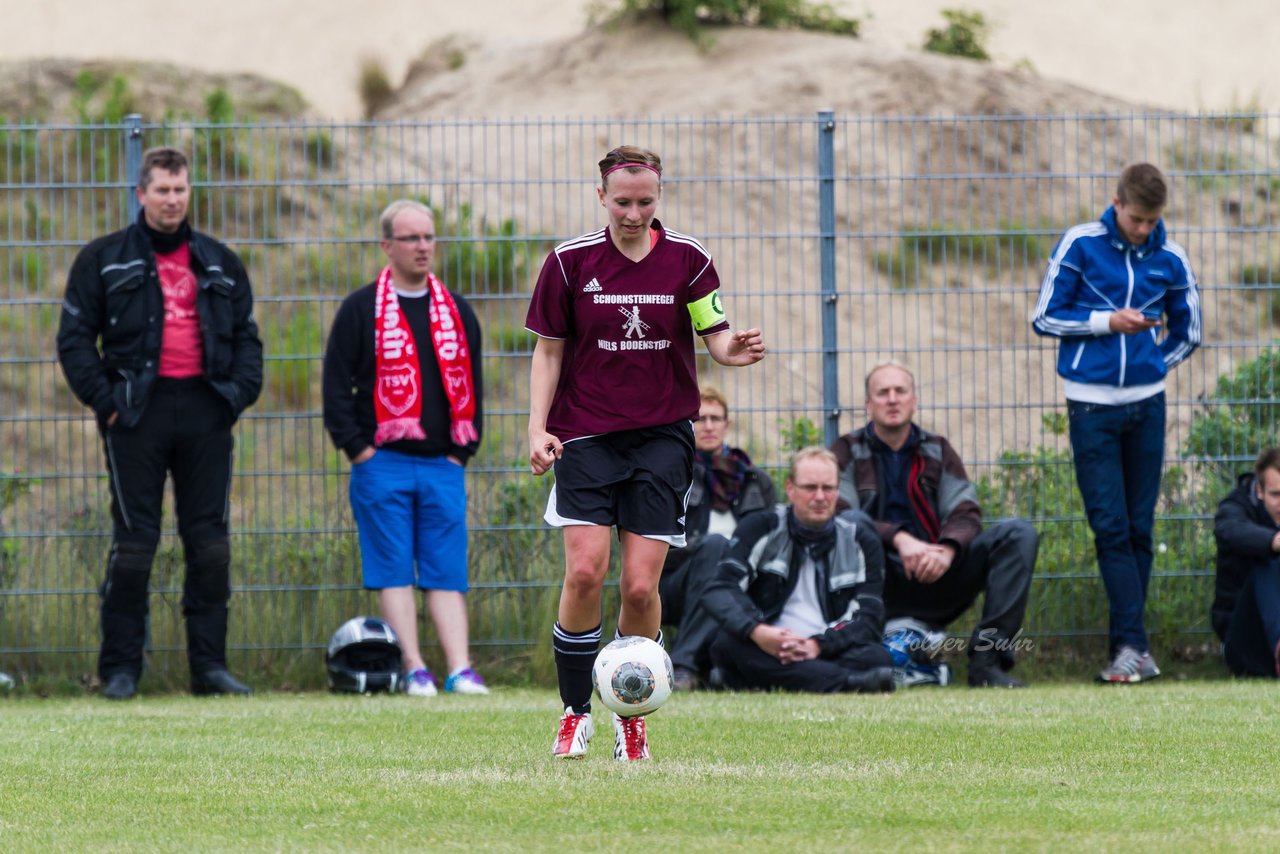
373, 266, 478, 447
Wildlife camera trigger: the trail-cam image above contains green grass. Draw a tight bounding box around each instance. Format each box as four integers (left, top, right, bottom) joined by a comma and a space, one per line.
1, 683, 1277, 851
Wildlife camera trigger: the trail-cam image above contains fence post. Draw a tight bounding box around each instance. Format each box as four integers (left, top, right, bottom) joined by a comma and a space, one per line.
124, 114, 143, 221
817, 110, 840, 447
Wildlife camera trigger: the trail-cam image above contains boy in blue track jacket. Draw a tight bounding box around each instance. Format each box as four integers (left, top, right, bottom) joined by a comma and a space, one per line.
1032, 162, 1202, 684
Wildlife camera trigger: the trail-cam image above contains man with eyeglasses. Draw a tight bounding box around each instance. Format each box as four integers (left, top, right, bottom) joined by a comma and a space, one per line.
700, 447, 895, 693
323, 199, 489, 697
831, 361, 1038, 688
658, 386, 775, 691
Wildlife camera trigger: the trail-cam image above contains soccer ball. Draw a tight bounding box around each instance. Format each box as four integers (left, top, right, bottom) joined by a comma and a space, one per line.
592, 636, 673, 717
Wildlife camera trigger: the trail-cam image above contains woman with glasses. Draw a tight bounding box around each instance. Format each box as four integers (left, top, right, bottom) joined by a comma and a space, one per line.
525, 145, 765, 761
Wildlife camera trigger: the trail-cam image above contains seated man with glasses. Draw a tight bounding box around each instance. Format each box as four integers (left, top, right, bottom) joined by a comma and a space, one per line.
830, 360, 1038, 688
658, 386, 775, 690
700, 447, 895, 694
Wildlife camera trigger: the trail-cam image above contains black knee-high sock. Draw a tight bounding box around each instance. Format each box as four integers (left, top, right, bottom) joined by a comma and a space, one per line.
553, 622, 601, 714
614, 627, 665, 648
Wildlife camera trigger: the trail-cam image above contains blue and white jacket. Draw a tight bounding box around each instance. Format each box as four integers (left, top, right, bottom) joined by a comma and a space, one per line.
1032, 206, 1201, 399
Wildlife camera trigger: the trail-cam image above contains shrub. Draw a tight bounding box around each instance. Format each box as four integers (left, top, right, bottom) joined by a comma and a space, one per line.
779, 416, 822, 453
1182, 346, 1280, 493
205, 88, 235, 124
872, 246, 920, 290
923, 9, 992, 61
872, 222, 1053, 287
592, 0, 860, 47
435, 203, 546, 295
489, 325, 538, 354
260, 305, 325, 410
357, 57, 395, 119
302, 130, 336, 169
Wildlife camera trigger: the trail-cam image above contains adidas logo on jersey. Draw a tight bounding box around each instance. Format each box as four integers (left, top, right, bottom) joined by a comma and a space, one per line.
583, 278, 603, 293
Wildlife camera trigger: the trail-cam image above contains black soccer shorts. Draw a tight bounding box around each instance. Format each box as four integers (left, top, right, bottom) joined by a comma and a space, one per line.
544, 421, 694, 546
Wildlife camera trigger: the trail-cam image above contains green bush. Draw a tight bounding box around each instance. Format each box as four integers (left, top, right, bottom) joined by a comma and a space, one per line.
489, 324, 538, 354
357, 57, 395, 119
593, 0, 860, 46
259, 304, 325, 411
1233, 257, 1280, 324
872, 246, 920, 290
872, 222, 1053, 286
923, 9, 992, 61
779, 416, 822, 453
1183, 346, 1280, 494
301, 130, 336, 169
69, 70, 134, 123
435, 203, 546, 295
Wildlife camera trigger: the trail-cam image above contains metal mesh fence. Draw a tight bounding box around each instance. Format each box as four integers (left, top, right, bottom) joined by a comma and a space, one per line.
1, 112, 1276, 683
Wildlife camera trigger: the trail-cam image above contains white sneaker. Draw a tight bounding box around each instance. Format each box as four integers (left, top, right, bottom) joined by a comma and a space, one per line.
613, 713, 650, 762
443, 667, 490, 695
553, 707, 593, 759
403, 668, 438, 697
1097, 646, 1161, 683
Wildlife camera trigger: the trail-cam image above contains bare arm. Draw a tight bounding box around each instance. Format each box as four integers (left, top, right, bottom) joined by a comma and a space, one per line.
702, 327, 766, 367
527, 336, 566, 475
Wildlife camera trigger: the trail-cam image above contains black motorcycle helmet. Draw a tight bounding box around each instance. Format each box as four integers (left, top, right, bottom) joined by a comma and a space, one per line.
325, 616, 403, 693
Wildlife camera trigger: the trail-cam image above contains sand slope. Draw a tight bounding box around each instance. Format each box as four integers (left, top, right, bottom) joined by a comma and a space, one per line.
0, 0, 1274, 118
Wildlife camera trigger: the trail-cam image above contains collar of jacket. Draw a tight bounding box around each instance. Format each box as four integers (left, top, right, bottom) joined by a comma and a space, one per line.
863, 421, 922, 454
1101, 205, 1165, 261
135, 207, 192, 254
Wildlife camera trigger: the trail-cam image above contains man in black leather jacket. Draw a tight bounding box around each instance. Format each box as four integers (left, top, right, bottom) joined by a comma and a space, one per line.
658, 387, 774, 690
57, 147, 262, 700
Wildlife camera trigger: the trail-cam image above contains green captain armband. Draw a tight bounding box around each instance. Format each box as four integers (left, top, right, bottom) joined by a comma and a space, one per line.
688, 290, 726, 332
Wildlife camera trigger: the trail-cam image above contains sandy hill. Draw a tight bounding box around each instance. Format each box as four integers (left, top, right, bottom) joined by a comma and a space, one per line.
386, 22, 1138, 119
0, 59, 306, 122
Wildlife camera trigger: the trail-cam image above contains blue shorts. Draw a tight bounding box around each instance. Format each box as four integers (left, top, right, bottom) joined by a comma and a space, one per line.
348, 450, 469, 592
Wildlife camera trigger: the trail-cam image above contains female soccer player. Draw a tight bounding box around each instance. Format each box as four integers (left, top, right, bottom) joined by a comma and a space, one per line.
526, 145, 766, 761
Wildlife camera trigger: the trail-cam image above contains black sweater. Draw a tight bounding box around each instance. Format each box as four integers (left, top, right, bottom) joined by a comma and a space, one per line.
322, 281, 483, 463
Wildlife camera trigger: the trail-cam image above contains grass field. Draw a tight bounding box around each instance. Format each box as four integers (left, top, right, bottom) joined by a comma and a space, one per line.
1, 682, 1276, 852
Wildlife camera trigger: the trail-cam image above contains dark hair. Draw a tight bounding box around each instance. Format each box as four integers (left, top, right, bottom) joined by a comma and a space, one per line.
138, 147, 189, 189
598, 145, 662, 189
1116, 162, 1167, 210
1255, 447, 1280, 481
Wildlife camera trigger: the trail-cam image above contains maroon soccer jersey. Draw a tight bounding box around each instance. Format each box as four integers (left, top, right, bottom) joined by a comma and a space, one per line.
526, 219, 730, 440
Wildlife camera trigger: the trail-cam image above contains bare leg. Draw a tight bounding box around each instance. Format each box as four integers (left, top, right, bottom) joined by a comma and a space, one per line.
558, 525, 613, 631
617, 531, 669, 640
380, 586, 426, 672
427, 589, 472, 673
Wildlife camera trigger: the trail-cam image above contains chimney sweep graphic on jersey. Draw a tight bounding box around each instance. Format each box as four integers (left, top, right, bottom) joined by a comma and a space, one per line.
621, 305, 650, 339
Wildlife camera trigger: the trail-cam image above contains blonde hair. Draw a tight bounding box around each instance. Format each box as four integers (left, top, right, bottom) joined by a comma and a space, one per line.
864, 359, 915, 399
379, 199, 434, 239
788, 447, 839, 483
700, 385, 729, 418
